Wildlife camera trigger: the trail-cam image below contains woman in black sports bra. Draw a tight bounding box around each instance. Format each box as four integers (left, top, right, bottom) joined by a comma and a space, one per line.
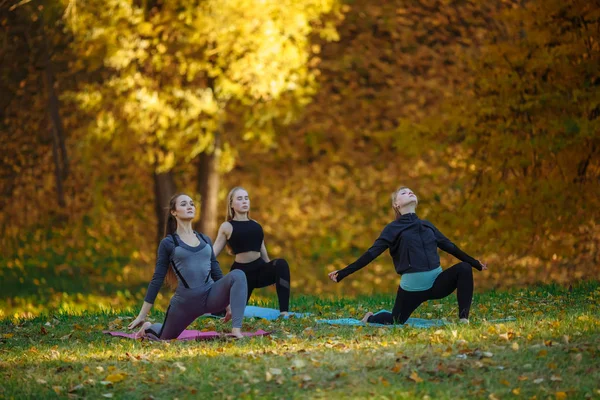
213, 187, 291, 316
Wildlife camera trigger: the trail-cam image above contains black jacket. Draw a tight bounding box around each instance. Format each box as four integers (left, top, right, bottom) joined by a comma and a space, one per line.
336, 213, 481, 281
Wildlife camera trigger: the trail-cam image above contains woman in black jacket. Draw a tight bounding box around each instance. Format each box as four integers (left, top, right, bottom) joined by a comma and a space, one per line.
328, 187, 487, 324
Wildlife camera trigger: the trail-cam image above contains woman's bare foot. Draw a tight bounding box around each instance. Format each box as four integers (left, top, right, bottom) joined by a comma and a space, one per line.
231, 327, 244, 339
134, 322, 152, 339
361, 312, 374, 323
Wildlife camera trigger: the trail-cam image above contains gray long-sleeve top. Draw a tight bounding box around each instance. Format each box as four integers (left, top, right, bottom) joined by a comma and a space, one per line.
144, 233, 224, 304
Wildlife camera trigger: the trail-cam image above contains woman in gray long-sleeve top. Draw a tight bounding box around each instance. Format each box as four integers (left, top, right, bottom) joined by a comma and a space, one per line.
128, 193, 247, 339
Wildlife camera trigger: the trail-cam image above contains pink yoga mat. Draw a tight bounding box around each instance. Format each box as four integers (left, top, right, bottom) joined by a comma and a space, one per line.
103, 329, 270, 341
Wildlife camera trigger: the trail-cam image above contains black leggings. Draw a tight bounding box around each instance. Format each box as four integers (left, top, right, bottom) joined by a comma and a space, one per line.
231, 258, 291, 312
368, 262, 474, 324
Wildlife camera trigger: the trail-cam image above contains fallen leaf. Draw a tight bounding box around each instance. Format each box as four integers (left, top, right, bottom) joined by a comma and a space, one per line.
550, 375, 562, 382
36, 379, 47, 384
533, 378, 544, 384
512, 342, 519, 351
265, 371, 272, 382
269, 368, 282, 376
409, 371, 423, 383
104, 373, 126, 383
69, 384, 84, 392
555, 392, 567, 400
512, 388, 521, 395
102, 394, 114, 398
292, 359, 306, 369
537, 350, 548, 357
173, 362, 186, 372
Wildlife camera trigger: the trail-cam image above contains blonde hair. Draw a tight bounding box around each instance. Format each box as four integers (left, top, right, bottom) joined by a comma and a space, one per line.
391, 186, 409, 218
226, 186, 249, 221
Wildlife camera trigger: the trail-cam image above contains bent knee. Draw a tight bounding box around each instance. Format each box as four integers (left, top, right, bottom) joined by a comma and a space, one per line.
230, 269, 247, 282
273, 258, 290, 269
457, 262, 472, 273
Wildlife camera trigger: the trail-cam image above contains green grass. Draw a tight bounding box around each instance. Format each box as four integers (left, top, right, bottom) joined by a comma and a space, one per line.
1, 282, 599, 399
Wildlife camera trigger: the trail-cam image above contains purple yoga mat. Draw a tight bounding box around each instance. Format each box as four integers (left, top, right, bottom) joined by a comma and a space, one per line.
103, 329, 270, 341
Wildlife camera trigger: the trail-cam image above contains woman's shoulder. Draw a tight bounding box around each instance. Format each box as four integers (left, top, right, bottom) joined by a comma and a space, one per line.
194, 231, 213, 245
158, 235, 176, 251
219, 221, 234, 232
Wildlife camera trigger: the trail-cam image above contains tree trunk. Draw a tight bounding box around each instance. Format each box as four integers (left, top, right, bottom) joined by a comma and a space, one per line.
50, 125, 65, 207
196, 134, 221, 239
42, 33, 67, 207
43, 24, 69, 180
153, 170, 177, 244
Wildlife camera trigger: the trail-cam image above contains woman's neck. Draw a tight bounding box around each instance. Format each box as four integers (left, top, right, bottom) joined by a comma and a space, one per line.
400, 205, 417, 216
233, 212, 249, 221
176, 220, 194, 235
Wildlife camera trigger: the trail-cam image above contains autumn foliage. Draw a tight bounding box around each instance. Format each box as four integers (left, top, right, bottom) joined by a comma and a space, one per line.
1, 0, 599, 307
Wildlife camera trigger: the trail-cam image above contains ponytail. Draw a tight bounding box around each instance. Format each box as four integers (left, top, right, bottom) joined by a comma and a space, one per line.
163, 193, 186, 289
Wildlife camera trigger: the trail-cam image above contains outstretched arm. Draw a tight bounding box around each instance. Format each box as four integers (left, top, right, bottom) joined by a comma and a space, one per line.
129, 238, 172, 329
432, 226, 486, 270
330, 226, 394, 282
212, 222, 232, 258
260, 240, 270, 262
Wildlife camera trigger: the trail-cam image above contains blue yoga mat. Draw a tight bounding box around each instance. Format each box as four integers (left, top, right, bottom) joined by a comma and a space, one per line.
244, 306, 311, 320
316, 310, 446, 328
202, 306, 311, 321
317, 310, 516, 328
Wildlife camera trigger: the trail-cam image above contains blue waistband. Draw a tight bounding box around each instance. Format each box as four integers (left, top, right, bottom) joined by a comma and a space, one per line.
400, 266, 443, 292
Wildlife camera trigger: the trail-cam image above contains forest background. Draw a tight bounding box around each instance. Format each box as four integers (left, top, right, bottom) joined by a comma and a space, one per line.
1, 0, 599, 319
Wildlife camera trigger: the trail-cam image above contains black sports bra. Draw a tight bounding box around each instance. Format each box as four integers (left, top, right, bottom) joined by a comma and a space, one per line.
227, 220, 264, 254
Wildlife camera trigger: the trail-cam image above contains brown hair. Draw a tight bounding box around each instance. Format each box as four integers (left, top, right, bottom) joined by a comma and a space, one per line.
164, 193, 187, 289
391, 186, 409, 218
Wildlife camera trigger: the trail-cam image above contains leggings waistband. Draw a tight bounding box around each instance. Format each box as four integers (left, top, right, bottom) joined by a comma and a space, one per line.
231, 257, 266, 272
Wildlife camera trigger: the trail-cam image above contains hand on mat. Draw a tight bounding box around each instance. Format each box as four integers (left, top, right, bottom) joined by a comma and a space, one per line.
328, 270, 339, 282
222, 305, 232, 323
128, 315, 146, 330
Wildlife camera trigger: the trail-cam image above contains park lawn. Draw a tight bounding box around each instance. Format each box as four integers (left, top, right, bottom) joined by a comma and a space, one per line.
1, 282, 599, 399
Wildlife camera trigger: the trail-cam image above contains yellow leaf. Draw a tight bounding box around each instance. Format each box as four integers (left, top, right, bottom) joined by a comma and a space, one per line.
512, 342, 519, 351
537, 350, 548, 357
500, 379, 511, 386
409, 371, 423, 383
555, 392, 567, 400
512, 388, 521, 395
105, 373, 126, 383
